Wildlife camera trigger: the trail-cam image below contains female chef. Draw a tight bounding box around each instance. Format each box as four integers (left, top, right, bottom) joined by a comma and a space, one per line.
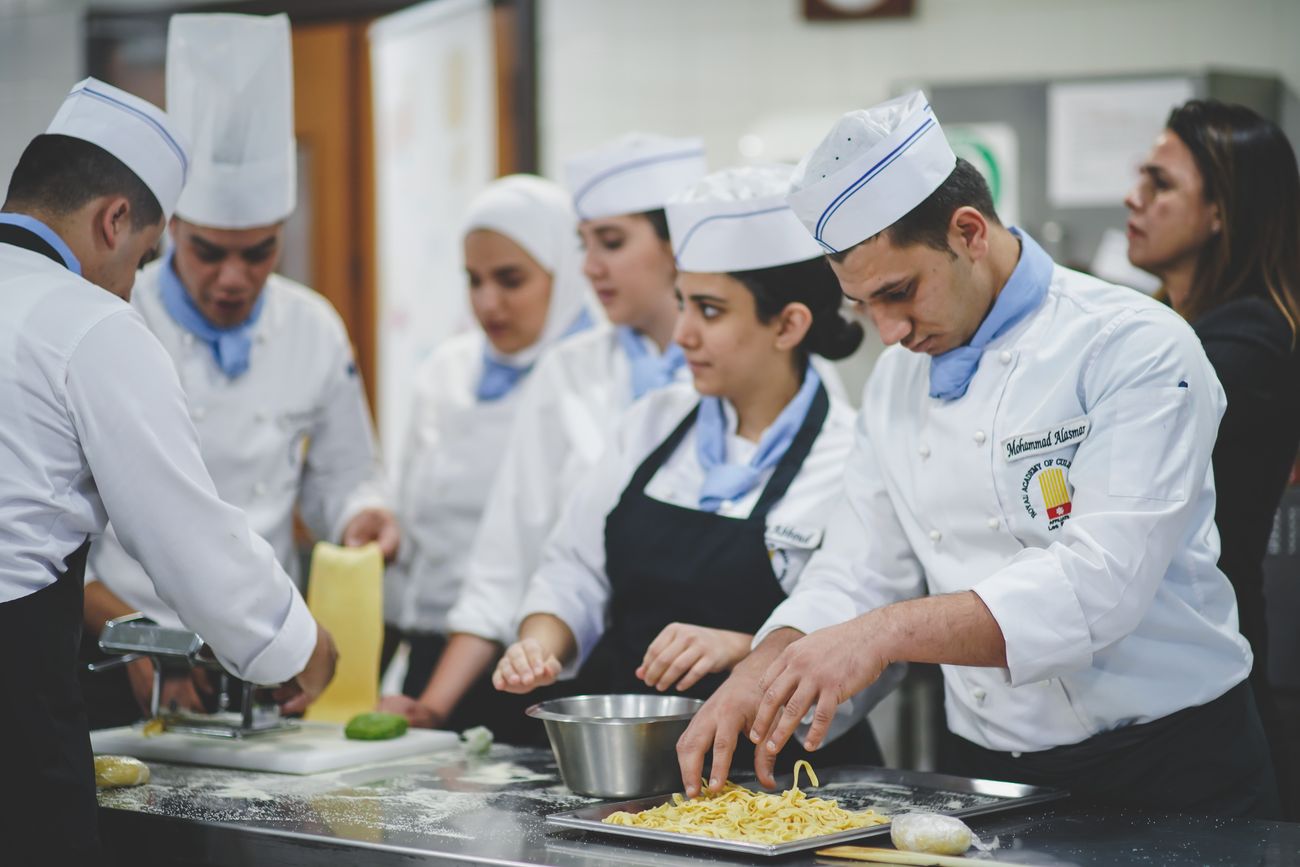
380, 134, 707, 735
381, 175, 594, 701
1125, 99, 1300, 813
493, 165, 886, 768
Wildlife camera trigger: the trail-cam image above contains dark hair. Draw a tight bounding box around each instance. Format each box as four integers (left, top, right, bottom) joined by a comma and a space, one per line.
1165, 99, 1300, 338
729, 255, 864, 361
827, 157, 1000, 262
3, 134, 163, 231
639, 208, 671, 241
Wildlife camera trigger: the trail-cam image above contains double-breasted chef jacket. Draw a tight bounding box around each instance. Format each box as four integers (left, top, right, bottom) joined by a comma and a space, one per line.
758, 265, 1252, 755
85, 259, 387, 626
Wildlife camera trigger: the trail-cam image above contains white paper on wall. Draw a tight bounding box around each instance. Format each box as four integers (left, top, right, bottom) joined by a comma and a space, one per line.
1048, 77, 1195, 208
369, 0, 497, 463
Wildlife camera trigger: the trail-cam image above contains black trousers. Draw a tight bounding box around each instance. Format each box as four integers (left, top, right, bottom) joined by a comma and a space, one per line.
947, 680, 1280, 819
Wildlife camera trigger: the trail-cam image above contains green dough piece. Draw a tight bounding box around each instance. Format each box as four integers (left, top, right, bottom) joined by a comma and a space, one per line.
344, 712, 408, 740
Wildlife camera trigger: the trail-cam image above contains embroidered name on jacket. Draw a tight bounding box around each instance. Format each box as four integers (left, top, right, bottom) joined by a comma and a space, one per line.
1001, 416, 1091, 463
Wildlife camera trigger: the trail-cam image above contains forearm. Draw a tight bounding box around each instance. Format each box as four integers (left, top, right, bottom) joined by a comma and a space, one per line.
83, 580, 137, 636
518, 613, 577, 667
417, 633, 501, 722
873, 591, 1007, 668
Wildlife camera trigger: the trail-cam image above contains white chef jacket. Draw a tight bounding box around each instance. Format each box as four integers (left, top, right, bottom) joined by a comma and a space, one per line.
384, 332, 521, 633
449, 323, 849, 644
0, 244, 315, 684
85, 261, 387, 628
759, 266, 1252, 754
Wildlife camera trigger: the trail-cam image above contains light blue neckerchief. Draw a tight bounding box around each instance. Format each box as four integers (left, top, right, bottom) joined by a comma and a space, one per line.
696, 365, 822, 513
616, 325, 687, 400
0, 213, 81, 275
476, 307, 595, 401
929, 227, 1052, 401
158, 252, 266, 379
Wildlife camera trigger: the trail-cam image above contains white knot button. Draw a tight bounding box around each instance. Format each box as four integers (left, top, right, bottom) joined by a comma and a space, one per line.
191, 407, 207, 421
918, 444, 931, 459
973, 430, 987, 444
253, 481, 268, 496
929, 529, 942, 542
987, 517, 1000, 530
972, 688, 987, 703
999, 350, 1012, 364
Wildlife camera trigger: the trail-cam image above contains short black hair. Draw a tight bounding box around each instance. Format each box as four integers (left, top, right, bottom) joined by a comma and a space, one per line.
4, 134, 163, 231
828, 157, 1000, 262
729, 255, 864, 361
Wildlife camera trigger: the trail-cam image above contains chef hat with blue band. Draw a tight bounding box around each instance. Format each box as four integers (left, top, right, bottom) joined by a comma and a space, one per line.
564, 133, 707, 221
787, 92, 956, 254
666, 164, 825, 272
44, 78, 190, 220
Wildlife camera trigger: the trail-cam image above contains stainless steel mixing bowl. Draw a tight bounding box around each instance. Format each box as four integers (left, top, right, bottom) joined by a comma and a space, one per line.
526, 693, 703, 798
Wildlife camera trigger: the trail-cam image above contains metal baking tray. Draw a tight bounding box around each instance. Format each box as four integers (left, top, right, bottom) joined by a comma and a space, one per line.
546, 765, 1066, 857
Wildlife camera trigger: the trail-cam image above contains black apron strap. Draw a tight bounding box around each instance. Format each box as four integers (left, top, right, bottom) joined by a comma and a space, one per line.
751, 382, 830, 518
0, 222, 68, 269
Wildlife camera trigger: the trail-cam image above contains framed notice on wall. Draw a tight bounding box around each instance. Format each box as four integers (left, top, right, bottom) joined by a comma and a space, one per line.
803, 0, 914, 21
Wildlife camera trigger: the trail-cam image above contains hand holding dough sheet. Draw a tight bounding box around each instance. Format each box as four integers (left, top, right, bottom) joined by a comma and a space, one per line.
303, 542, 383, 723
604, 761, 888, 844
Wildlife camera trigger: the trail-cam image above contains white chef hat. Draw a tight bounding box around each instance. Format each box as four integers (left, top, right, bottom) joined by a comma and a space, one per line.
788, 92, 956, 254
461, 174, 596, 357
564, 133, 707, 221
167, 12, 296, 229
666, 164, 824, 273
44, 78, 190, 220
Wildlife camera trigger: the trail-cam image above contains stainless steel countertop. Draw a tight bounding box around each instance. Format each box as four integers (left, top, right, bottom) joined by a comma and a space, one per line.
98, 745, 1300, 866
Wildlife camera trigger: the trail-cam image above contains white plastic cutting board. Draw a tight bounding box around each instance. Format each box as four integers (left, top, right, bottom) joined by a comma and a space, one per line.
90, 721, 458, 774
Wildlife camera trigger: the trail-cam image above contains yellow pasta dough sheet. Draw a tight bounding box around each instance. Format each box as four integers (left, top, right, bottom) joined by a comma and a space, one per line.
302, 542, 383, 724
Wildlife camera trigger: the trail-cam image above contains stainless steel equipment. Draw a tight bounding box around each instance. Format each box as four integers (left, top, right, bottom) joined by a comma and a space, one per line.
546, 764, 1068, 857
88, 613, 296, 738
526, 694, 702, 798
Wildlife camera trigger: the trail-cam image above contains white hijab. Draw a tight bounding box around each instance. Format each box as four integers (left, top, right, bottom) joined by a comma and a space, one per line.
461, 174, 598, 368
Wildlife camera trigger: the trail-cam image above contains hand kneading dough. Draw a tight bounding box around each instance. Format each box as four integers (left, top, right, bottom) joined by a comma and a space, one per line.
95, 755, 151, 788
889, 812, 973, 855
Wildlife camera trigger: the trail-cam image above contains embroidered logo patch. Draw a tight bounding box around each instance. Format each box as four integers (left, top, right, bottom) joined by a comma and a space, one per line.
1020, 457, 1073, 530
1001, 415, 1091, 463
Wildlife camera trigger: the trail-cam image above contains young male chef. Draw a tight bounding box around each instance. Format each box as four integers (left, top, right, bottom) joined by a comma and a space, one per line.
677, 92, 1279, 819
80, 13, 395, 726
0, 78, 337, 860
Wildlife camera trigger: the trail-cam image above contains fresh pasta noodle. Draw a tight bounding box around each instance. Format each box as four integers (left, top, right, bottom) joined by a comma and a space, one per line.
603, 761, 889, 844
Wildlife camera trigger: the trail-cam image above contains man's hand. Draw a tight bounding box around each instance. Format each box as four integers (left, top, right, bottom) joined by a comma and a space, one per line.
750, 614, 889, 784
675, 628, 802, 798
274, 625, 338, 715
376, 694, 441, 728
492, 638, 561, 694
342, 508, 400, 562
637, 623, 752, 692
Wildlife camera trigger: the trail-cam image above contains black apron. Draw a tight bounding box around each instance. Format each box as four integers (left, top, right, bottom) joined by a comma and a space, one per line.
1, 223, 103, 858
946, 680, 1280, 819
598, 384, 882, 772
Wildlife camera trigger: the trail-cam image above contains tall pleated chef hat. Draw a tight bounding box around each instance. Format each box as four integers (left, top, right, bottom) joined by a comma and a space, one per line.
564, 133, 707, 221
44, 78, 191, 221
167, 12, 296, 229
666, 164, 825, 272
787, 91, 956, 254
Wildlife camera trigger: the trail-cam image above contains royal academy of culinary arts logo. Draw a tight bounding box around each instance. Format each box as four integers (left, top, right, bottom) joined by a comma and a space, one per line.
1020, 458, 1073, 531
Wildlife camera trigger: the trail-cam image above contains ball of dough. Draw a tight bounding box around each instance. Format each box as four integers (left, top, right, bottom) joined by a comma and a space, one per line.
344, 712, 408, 740
890, 812, 973, 855
95, 755, 151, 789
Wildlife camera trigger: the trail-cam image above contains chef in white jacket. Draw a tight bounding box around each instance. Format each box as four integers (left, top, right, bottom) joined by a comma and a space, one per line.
390, 134, 705, 737
678, 94, 1278, 819
379, 174, 594, 708
81, 14, 393, 726
494, 165, 891, 770
0, 79, 335, 861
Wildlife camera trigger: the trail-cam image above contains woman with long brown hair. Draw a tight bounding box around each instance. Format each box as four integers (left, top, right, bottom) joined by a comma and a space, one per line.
1125, 99, 1300, 814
